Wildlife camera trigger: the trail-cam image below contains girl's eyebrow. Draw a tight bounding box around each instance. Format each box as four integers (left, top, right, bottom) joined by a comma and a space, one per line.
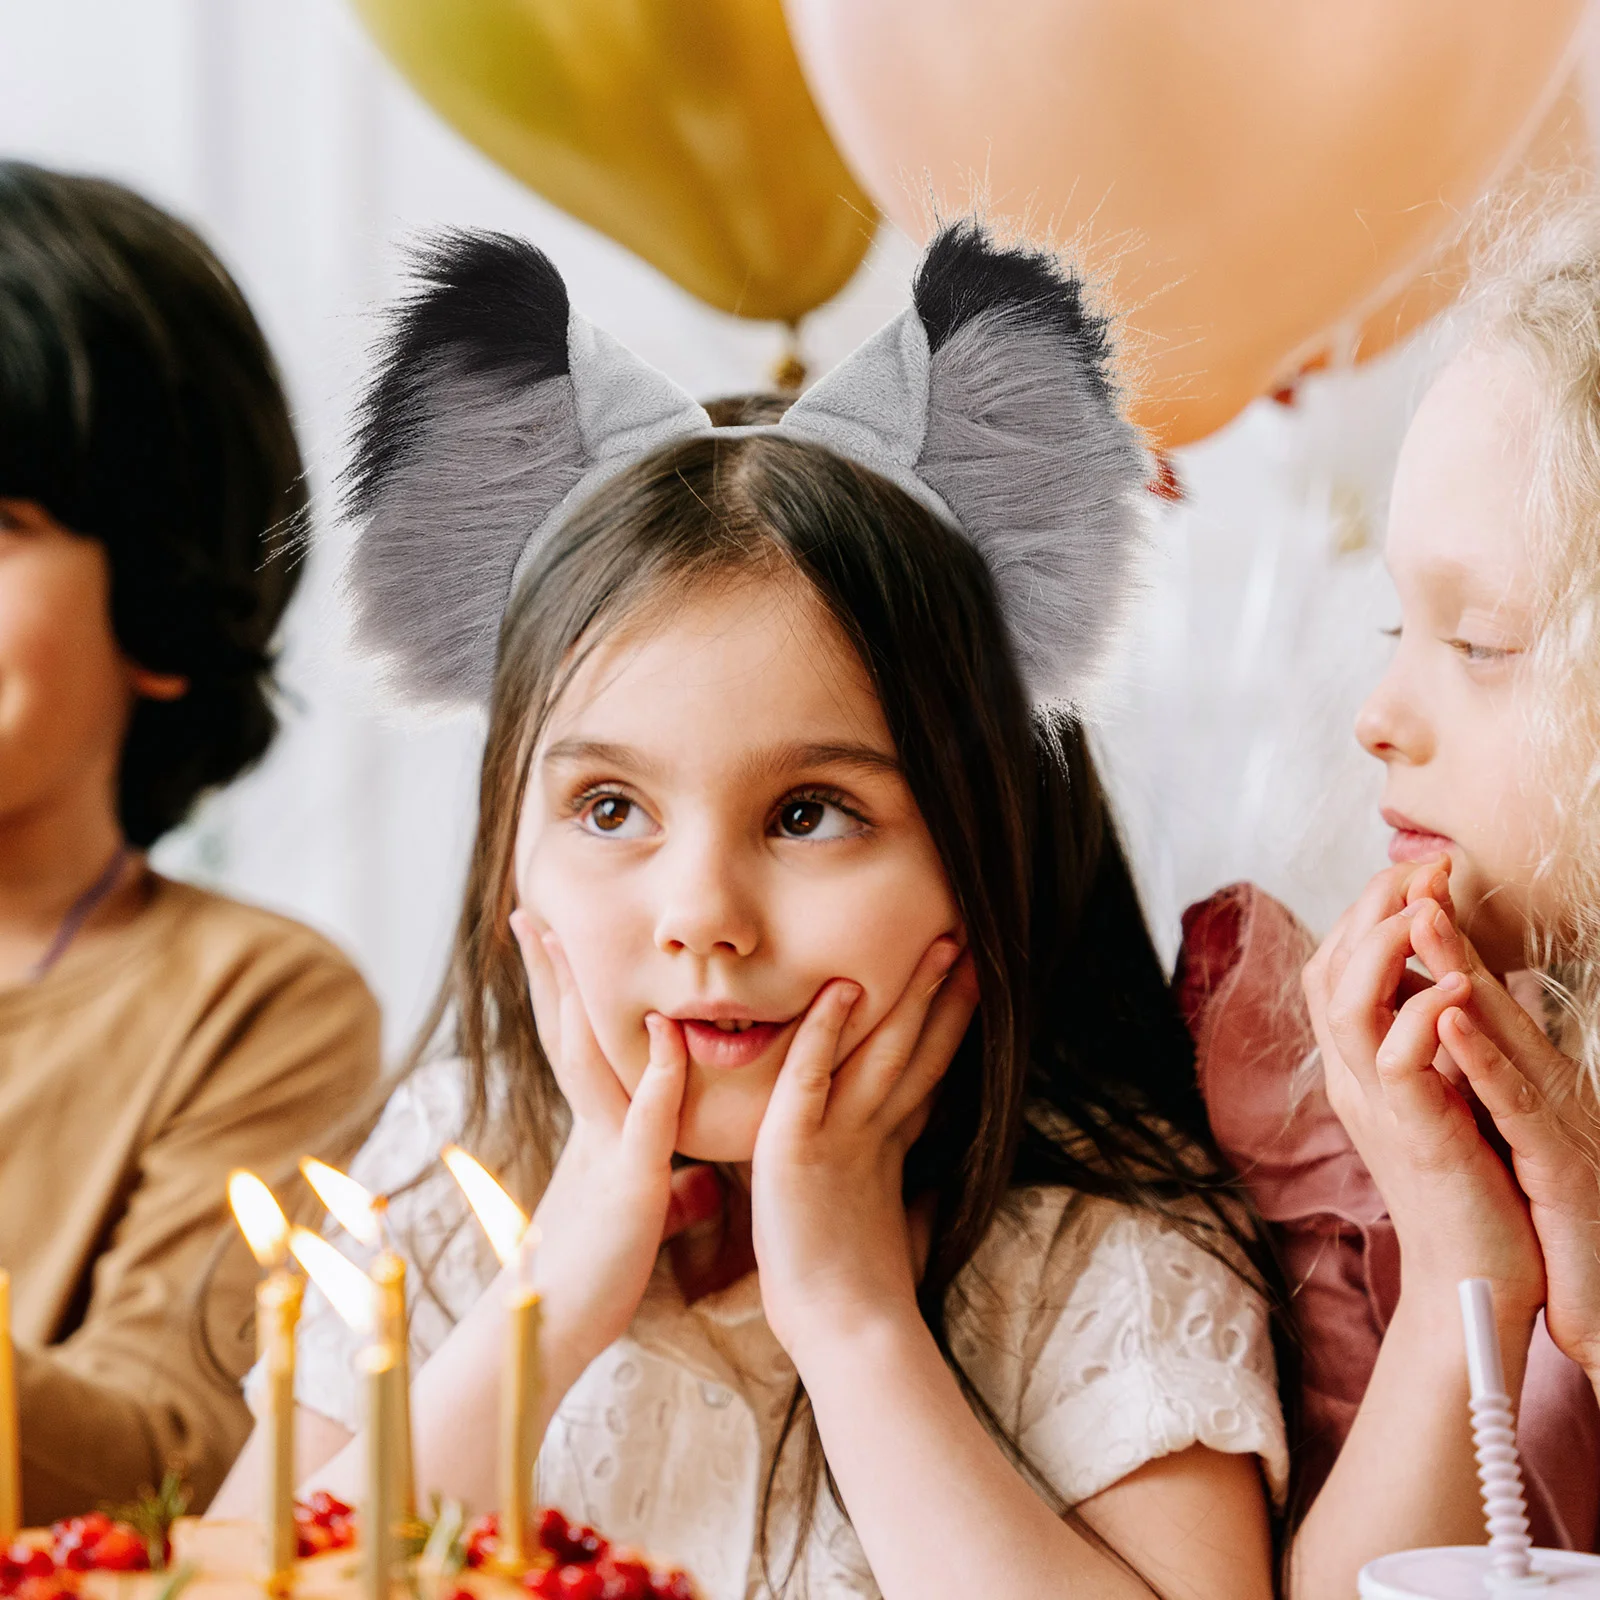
743, 741, 903, 782
539, 737, 901, 782
542, 738, 663, 778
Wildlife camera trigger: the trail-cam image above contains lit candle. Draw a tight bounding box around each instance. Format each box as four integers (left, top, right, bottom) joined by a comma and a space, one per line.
0, 1268, 18, 1541
288, 1228, 389, 1600
441, 1146, 540, 1571
300, 1159, 415, 1517
228, 1173, 301, 1589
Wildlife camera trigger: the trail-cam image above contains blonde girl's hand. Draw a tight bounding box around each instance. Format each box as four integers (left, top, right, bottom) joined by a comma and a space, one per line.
749, 936, 979, 1365
1409, 902, 1600, 1378
1303, 865, 1544, 1319
509, 911, 711, 1385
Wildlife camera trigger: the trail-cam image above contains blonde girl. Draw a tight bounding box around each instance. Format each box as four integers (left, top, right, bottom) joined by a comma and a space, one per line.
1292, 197, 1600, 1596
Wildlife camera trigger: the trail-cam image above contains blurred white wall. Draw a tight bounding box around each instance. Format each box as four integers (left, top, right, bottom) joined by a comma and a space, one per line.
0, 0, 1452, 1054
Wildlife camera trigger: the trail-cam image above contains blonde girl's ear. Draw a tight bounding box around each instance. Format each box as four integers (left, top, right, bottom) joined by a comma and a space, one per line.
342, 230, 710, 711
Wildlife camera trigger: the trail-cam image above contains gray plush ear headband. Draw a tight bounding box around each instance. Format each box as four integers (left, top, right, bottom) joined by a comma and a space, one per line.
345, 218, 1145, 709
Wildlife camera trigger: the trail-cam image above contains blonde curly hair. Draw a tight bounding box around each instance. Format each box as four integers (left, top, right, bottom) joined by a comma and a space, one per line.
1454, 182, 1600, 1089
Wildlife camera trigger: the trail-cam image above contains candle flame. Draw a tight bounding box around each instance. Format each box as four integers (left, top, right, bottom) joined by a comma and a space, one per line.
288, 1228, 377, 1336
300, 1157, 382, 1248
442, 1145, 530, 1268
228, 1171, 289, 1269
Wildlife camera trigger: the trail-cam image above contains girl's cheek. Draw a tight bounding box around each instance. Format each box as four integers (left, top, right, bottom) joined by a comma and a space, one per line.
520, 847, 652, 1088
789, 866, 958, 1056
559, 928, 652, 1088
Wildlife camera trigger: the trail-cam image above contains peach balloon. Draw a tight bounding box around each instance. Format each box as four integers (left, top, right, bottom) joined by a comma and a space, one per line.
784, 0, 1586, 443
354, 0, 876, 325
1343, 81, 1593, 368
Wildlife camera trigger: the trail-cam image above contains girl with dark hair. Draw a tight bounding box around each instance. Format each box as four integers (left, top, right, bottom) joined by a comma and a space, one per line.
219, 221, 1286, 1597
0, 163, 379, 1518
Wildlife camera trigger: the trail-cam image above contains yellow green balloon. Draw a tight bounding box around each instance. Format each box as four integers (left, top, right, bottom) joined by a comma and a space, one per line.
352, 0, 878, 323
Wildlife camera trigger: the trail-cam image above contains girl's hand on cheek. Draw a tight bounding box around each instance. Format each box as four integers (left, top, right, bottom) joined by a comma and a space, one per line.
1304, 869, 1544, 1318
1410, 903, 1600, 1380
510, 911, 700, 1390
750, 937, 978, 1368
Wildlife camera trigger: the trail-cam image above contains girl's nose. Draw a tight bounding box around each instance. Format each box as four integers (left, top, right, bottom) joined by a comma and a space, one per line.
652, 841, 760, 959
1355, 673, 1433, 766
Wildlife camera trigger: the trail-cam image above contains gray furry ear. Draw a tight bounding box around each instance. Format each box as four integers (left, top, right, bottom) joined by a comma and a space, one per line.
344, 231, 585, 707
344, 229, 707, 707
911, 220, 1145, 705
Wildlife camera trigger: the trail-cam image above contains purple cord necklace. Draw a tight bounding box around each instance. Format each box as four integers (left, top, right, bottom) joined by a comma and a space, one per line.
28, 844, 132, 982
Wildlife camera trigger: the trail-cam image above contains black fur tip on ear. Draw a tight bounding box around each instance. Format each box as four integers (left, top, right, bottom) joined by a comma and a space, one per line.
343, 229, 588, 707
393, 228, 570, 383
912, 219, 1144, 706
912, 219, 1115, 395
347, 230, 570, 519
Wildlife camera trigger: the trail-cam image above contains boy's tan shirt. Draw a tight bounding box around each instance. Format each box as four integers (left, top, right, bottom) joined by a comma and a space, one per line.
0, 873, 381, 1523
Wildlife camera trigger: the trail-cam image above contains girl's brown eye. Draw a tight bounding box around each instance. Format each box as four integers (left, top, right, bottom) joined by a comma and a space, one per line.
590, 797, 631, 831
779, 800, 825, 836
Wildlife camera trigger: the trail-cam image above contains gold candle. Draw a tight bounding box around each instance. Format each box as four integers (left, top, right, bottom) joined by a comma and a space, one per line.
0, 1268, 19, 1541
228, 1172, 302, 1590
369, 1253, 413, 1518
500, 1286, 542, 1567
259, 1275, 303, 1585
288, 1231, 384, 1590
441, 1146, 539, 1571
360, 1342, 400, 1600
300, 1160, 415, 1516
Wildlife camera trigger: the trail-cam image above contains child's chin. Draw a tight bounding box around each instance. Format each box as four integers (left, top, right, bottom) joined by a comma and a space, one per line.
673, 1072, 769, 1163
675, 1127, 757, 1163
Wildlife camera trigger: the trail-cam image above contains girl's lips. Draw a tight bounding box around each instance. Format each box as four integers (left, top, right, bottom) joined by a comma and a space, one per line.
679, 1018, 787, 1070
1387, 827, 1456, 864
1381, 807, 1455, 866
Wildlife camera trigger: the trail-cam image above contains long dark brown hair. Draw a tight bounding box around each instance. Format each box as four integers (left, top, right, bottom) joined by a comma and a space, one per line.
411, 418, 1295, 1587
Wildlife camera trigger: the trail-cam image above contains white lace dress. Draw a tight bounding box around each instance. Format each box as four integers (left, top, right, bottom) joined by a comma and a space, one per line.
268, 1061, 1288, 1600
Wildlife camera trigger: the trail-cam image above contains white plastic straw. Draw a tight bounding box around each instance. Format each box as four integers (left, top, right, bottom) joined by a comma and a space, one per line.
1459, 1278, 1535, 1584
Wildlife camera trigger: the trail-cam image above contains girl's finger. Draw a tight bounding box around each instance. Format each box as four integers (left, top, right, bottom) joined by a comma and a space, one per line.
880, 952, 980, 1134
1406, 898, 1476, 984
1408, 896, 1571, 1107
543, 933, 631, 1128
1324, 864, 1428, 995
1382, 972, 1465, 1100
1445, 965, 1574, 1110
1441, 1006, 1565, 1160
1405, 905, 1567, 1104
1324, 911, 1417, 1089
1403, 858, 1456, 925
765, 980, 863, 1136
620, 1013, 689, 1163
830, 938, 963, 1124
510, 908, 561, 1060
1373, 971, 1468, 1124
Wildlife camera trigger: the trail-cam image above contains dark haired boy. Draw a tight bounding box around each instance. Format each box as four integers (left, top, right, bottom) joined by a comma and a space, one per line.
0, 162, 379, 1519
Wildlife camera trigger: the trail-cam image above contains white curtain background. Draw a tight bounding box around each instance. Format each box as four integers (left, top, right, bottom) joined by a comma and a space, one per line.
2, 0, 1518, 1056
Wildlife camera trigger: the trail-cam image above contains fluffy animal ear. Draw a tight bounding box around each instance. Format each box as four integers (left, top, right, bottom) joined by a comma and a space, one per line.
911, 220, 1145, 706
344, 230, 708, 707
779, 219, 1145, 705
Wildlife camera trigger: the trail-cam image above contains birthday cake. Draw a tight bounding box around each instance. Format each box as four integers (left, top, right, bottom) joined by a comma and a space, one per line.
1, 1496, 699, 1600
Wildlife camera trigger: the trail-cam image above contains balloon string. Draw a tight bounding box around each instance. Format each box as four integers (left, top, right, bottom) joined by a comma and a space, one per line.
772, 321, 807, 393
